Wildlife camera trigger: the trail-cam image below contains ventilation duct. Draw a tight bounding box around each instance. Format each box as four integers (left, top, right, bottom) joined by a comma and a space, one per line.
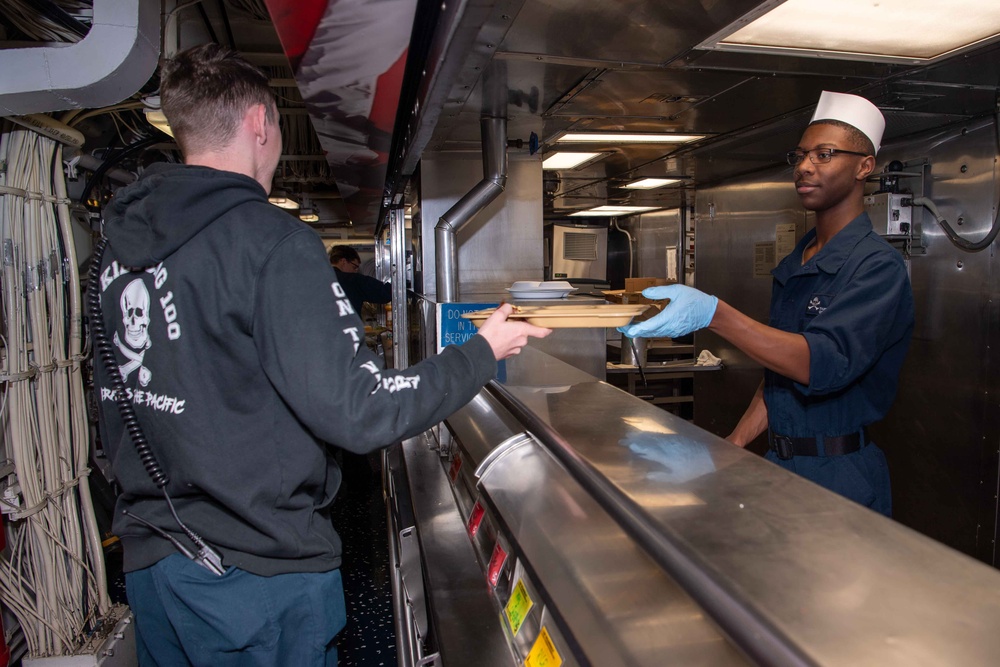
0, 0, 159, 115
435, 117, 508, 302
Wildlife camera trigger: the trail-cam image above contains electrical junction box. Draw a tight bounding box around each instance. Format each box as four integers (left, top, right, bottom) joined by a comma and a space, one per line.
23, 605, 135, 667
864, 193, 912, 236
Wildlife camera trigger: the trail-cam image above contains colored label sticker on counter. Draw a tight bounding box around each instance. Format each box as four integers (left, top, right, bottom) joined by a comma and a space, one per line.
448, 453, 462, 483
487, 541, 508, 587
505, 578, 533, 636
467, 500, 485, 538
525, 626, 562, 667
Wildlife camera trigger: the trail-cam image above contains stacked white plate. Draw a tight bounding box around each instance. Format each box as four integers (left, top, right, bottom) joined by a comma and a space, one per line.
506, 280, 578, 299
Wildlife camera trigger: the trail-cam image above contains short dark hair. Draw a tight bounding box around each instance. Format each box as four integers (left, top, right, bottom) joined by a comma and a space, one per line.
160, 43, 276, 155
328, 245, 360, 264
808, 119, 875, 156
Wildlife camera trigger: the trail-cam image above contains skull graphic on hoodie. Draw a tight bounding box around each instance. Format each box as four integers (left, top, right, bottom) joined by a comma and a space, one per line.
115, 278, 153, 387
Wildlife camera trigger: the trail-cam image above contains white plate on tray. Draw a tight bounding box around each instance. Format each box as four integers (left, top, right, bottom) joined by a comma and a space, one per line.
506, 288, 577, 299
506, 280, 577, 300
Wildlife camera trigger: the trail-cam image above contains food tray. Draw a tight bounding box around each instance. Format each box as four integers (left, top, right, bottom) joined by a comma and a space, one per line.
461, 304, 649, 328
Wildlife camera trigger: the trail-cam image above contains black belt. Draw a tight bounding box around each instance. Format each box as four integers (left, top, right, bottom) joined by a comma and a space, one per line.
768, 428, 867, 460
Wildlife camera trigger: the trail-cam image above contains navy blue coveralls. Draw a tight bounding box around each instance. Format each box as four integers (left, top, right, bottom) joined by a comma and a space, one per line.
764, 212, 914, 516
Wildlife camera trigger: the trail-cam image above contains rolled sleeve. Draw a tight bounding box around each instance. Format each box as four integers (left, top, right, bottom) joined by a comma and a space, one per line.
794, 254, 910, 396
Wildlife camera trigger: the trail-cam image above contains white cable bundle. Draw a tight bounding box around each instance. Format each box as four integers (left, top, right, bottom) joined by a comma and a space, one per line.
0, 0, 93, 43
0, 121, 108, 657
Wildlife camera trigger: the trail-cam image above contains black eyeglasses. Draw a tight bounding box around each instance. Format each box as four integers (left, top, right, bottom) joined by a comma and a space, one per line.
786, 148, 870, 166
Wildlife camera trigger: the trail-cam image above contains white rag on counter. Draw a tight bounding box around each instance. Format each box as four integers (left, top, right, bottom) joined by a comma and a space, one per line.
696, 350, 722, 366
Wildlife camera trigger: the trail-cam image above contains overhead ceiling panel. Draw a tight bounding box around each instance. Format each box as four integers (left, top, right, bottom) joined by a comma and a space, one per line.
498, 0, 767, 65
547, 68, 885, 133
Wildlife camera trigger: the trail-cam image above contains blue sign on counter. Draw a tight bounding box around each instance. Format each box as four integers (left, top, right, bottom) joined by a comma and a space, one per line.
438, 302, 505, 381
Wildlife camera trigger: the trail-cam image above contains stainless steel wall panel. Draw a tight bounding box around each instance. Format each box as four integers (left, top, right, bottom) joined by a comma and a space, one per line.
419, 155, 543, 297
636, 208, 682, 279
873, 118, 1000, 560
525, 327, 607, 379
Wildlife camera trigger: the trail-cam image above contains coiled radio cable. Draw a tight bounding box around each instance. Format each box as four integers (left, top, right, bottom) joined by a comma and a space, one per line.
87, 237, 225, 576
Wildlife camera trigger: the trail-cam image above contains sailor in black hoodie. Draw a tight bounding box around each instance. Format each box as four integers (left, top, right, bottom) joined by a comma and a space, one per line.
93, 44, 549, 667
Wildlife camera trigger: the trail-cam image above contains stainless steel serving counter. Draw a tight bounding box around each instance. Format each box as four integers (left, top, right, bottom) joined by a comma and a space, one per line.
386, 344, 1000, 666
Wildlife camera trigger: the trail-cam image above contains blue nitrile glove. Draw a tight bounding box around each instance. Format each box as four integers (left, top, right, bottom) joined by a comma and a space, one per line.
618, 284, 718, 339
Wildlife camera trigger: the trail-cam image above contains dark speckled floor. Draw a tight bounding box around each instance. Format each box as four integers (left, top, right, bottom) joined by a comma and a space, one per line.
105, 451, 397, 666
331, 451, 398, 667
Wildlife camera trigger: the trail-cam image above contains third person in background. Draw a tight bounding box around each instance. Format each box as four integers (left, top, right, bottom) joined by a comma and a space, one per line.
329, 244, 393, 318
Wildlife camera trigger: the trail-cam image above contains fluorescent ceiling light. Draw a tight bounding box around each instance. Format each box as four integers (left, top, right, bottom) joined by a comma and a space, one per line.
697, 0, 1000, 64
557, 133, 704, 144
268, 194, 299, 210
569, 205, 659, 217
143, 108, 174, 138
623, 178, 681, 190
142, 96, 174, 138
542, 152, 605, 170
589, 206, 660, 213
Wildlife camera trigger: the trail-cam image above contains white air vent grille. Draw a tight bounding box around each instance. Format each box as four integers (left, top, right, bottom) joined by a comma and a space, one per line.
563, 232, 598, 261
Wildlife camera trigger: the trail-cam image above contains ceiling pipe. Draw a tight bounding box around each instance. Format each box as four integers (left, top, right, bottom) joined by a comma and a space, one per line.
435, 116, 508, 302
66, 151, 136, 186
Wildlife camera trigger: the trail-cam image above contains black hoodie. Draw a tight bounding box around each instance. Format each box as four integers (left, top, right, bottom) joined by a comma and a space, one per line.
94, 163, 496, 575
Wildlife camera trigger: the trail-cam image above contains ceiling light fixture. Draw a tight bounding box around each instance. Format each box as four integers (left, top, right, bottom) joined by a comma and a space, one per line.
299, 207, 319, 223
142, 96, 174, 138
569, 205, 659, 217
557, 132, 704, 144
268, 192, 299, 210
623, 178, 682, 190
697, 0, 1000, 64
542, 152, 607, 170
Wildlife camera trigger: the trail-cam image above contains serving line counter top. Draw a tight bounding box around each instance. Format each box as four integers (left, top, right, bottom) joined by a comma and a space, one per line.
390, 344, 1000, 666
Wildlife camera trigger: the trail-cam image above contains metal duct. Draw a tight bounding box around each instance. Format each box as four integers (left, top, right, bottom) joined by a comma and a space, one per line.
435, 117, 508, 302
0, 0, 159, 115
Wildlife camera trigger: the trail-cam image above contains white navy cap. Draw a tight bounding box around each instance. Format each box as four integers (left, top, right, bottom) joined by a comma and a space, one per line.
809, 91, 885, 154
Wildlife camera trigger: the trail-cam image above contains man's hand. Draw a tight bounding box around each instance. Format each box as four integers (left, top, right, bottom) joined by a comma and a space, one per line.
477, 304, 552, 360
618, 284, 718, 339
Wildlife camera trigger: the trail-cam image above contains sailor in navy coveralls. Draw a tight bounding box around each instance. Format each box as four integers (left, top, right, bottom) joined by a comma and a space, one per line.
764, 211, 913, 515
621, 91, 914, 516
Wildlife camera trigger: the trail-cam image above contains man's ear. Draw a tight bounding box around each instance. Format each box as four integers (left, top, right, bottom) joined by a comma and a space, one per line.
250, 103, 269, 145
856, 155, 876, 182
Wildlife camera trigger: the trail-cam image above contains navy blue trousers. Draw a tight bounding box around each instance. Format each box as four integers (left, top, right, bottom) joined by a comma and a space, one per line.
125, 554, 346, 667
765, 442, 892, 517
